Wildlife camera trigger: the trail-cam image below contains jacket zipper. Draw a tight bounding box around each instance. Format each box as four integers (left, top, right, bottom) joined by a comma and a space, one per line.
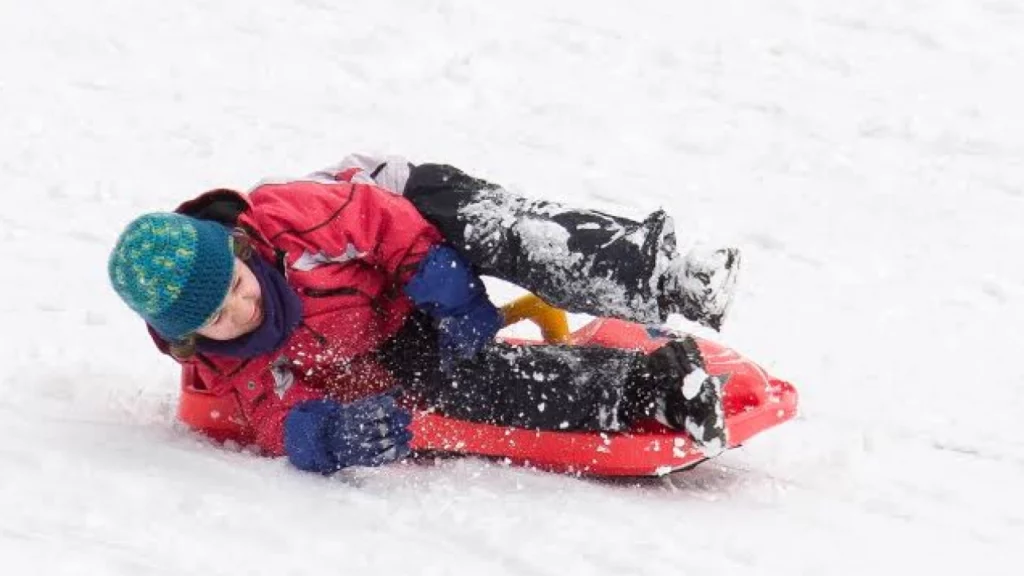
302, 286, 360, 298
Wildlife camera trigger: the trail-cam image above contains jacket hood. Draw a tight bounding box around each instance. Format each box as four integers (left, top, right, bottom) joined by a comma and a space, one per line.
175, 188, 252, 226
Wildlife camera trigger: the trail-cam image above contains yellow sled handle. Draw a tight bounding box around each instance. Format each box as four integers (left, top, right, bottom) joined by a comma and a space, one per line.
500, 294, 571, 344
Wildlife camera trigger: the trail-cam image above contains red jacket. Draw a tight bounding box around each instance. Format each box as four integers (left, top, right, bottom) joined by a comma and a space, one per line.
153, 162, 443, 456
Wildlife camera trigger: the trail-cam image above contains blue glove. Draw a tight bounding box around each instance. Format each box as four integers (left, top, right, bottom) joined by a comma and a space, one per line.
436, 297, 503, 365
404, 245, 502, 366
283, 394, 413, 474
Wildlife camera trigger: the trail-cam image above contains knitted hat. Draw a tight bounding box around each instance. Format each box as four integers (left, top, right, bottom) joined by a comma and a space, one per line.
108, 212, 235, 340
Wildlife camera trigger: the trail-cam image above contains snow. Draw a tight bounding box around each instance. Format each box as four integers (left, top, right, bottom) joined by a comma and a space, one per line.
2, 0, 1023, 574
681, 367, 708, 401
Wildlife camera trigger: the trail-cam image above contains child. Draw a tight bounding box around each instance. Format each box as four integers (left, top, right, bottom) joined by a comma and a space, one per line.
107, 154, 740, 474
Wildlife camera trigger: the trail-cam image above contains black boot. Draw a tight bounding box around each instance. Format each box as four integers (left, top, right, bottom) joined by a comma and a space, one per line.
627, 337, 728, 456
653, 220, 742, 332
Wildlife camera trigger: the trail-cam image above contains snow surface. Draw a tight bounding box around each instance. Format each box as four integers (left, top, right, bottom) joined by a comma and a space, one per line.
3, 0, 1023, 574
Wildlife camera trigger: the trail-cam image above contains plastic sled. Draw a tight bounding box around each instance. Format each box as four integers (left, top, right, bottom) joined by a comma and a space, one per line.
176, 295, 799, 477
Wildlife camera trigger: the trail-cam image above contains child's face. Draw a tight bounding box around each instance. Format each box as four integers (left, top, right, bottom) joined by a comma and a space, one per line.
195, 257, 263, 341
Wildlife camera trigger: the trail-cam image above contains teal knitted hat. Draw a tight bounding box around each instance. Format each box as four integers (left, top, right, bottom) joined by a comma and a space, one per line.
108, 212, 235, 340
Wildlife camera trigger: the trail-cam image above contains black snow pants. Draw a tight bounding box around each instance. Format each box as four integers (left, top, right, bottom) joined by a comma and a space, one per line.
378, 164, 678, 432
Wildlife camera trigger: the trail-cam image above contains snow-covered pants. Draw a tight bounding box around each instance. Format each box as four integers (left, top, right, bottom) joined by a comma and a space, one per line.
382, 164, 681, 431
403, 164, 676, 325
379, 311, 647, 432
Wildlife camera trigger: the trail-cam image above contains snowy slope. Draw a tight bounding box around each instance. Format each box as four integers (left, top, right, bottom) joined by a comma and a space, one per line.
2, 0, 1023, 574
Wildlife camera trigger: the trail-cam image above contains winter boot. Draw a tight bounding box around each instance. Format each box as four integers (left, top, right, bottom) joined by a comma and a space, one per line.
652, 218, 741, 332
628, 336, 728, 456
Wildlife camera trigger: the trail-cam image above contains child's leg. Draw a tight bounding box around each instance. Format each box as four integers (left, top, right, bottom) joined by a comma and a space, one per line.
380, 313, 641, 430
420, 342, 642, 431
379, 314, 726, 453
403, 163, 739, 330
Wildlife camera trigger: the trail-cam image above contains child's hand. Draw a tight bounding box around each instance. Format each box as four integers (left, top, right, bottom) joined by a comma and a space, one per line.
284, 393, 413, 473
437, 297, 502, 368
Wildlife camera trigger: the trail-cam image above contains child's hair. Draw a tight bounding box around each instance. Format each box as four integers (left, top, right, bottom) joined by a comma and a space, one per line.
169, 336, 198, 360
168, 227, 254, 361
230, 226, 255, 260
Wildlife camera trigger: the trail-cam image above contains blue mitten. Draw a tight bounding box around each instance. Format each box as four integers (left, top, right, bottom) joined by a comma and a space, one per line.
284, 394, 413, 474
404, 245, 502, 367
436, 297, 503, 364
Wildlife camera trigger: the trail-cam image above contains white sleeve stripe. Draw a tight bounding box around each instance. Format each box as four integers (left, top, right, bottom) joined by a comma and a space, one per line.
253, 153, 414, 194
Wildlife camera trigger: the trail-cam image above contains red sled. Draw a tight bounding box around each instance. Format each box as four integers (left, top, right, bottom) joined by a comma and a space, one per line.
177, 295, 798, 477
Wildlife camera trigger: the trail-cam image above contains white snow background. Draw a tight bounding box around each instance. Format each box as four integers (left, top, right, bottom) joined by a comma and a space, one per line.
2, 0, 1023, 574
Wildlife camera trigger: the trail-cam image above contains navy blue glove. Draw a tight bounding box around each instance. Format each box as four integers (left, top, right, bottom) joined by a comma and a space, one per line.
436, 298, 502, 364
283, 394, 413, 474
404, 245, 502, 367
